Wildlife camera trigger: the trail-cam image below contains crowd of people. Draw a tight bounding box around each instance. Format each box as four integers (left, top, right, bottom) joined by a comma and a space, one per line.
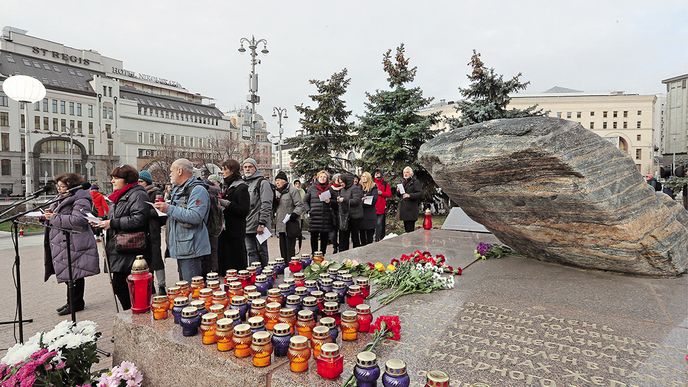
41, 157, 424, 316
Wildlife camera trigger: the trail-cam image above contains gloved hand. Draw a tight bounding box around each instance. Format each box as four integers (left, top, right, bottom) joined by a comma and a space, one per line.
289, 213, 299, 222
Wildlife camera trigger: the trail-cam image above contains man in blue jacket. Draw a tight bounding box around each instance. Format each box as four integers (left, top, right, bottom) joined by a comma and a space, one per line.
154, 158, 210, 281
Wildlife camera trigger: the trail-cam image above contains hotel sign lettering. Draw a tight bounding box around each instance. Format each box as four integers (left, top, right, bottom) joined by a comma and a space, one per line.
31, 46, 91, 65
111, 67, 183, 89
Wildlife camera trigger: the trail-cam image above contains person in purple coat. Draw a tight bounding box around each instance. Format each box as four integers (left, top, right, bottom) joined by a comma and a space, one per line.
43, 173, 100, 316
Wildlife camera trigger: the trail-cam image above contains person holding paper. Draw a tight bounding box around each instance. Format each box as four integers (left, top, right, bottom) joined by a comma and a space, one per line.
304, 170, 333, 254
373, 169, 392, 241
358, 172, 378, 246
242, 158, 273, 266
43, 173, 100, 316
274, 171, 305, 262
398, 166, 423, 233
337, 173, 364, 251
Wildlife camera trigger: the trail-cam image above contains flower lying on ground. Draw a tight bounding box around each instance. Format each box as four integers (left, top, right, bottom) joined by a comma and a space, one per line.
474, 242, 514, 260
343, 315, 401, 386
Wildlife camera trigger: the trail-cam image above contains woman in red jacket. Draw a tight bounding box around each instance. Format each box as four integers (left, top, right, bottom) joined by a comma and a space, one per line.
89, 184, 109, 217
373, 169, 392, 241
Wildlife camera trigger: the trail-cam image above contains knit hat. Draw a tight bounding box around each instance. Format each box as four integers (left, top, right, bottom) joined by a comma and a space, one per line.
275, 171, 288, 182
242, 158, 258, 169
138, 170, 153, 184
90, 184, 100, 191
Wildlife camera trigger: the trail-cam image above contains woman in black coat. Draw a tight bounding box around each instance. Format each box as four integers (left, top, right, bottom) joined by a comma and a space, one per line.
358, 172, 378, 246
304, 170, 333, 255
397, 166, 423, 233
138, 171, 166, 295
336, 173, 363, 251
98, 165, 151, 311
218, 159, 250, 272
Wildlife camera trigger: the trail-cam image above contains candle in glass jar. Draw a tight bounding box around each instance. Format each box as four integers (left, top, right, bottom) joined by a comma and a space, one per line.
190, 299, 207, 316
286, 295, 302, 313
212, 290, 229, 309
355, 277, 370, 298
190, 276, 205, 299
304, 280, 318, 294
266, 288, 284, 306
293, 273, 306, 288
172, 297, 189, 324
207, 280, 221, 292
238, 270, 251, 288
295, 309, 316, 339
340, 311, 359, 341
223, 309, 240, 324
319, 278, 333, 293
278, 308, 297, 334
175, 281, 191, 298
346, 285, 364, 307
264, 302, 281, 331
356, 304, 373, 332
354, 351, 381, 387
323, 302, 341, 326
248, 316, 266, 333
382, 359, 410, 387
278, 283, 291, 300
301, 296, 319, 320
215, 318, 235, 351
230, 295, 249, 321
180, 307, 201, 336
232, 324, 253, 358
209, 303, 225, 317
151, 295, 169, 320
294, 286, 308, 301
251, 261, 263, 275
324, 292, 339, 304
332, 281, 347, 303
246, 266, 257, 285
311, 290, 325, 311
199, 288, 214, 310
255, 275, 269, 296
206, 272, 219, 282
312, 251, 324, 264
316, 343, 344, 380
288, 335, 311, 373
425, 370, 450, 387
250, 298, 267, 319
274, 257, 286, 275
310, 325, 332, 358
262, 267, 275, 288
200, 312, 218, 345
271, 322, 292, 357
251, 331, 273, 367
166, 286, 181, 310
340, 273, 353, 287
227, 281, 244, 298
319, 317, 338, 342
300, 253, 312, 268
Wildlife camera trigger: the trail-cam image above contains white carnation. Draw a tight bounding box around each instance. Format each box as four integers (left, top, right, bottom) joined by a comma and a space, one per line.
1, 342, 40, 366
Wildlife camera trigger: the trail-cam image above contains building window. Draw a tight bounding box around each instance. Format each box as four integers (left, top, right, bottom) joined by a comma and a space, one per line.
0, 92, 8, 107
149, 133, 154, 144
0, 112, 8, 126
20, 114, 25, 129
603, 122, 607, 129
637, 110, 642, 115
603, 111, 608, 118
566, 112, 572, 119
138, 132, 143, 143
576, 112, 581, 118
69, 120, 75, 130
88, 104, 93, 118
43, 117, 49, 130
181, 137, 185, 147
60, 100, 66, 114
76, 103, 82, 117
34, 102, 40, 111
613, 122, 617, 129
589, 122, 594, 129
636, 121, 641, 129
105, 124, 112, 139
35, 116, 41, 130
42, 98, 48, 112
77, 121, 83, 134
623, 111, 628, 118
20, 135, 24, 152
88, 139, 94, 155
53, 118, 58, 131
103, 86, 107, 96
108, 87, 112, 97
637, 134, 641, 141
88, 122, 93, 135
635, 149, 641, 160
61, 119, 66, 132
613, 111, 618, 118
623, 121, 627, 129
108, 141, 113, 156
52, 99, 58, 113
556, 112, 561, 118
1, 133, 9, 151
1, 159, 10, 176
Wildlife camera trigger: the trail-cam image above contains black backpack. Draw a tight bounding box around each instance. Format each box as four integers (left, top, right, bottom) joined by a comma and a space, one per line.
179, 180, 223, 238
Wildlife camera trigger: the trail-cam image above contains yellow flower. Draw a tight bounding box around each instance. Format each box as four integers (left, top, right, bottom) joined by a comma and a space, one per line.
386, 264, 396, 272
374, 262, 385, 272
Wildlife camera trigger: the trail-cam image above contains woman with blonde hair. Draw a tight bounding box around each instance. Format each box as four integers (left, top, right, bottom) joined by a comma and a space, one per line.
304, 170, 334, 254
358, 172, 378, 246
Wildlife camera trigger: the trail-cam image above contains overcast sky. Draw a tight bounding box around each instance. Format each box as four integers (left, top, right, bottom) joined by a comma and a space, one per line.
2, 0, 686, 138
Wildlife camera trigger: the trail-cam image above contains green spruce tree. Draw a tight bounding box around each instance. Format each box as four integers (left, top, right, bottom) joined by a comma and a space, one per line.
448, 50, 544, 128
287, 69, 354, 180
356, 44, 439, 189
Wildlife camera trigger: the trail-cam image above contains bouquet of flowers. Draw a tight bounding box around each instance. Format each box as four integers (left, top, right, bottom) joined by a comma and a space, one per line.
474, 242, 513, 260
96, 361, 143, 387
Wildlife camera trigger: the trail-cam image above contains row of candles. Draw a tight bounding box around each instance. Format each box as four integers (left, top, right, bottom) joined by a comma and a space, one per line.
145, 254, 449, 386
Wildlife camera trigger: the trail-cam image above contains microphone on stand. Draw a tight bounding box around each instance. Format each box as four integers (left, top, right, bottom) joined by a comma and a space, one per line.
67, 182, 91, 194
28, 184, 54, 196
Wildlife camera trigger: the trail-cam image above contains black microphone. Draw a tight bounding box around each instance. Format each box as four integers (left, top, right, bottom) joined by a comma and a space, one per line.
29, 185, 52, 196
67, 182, 91, 193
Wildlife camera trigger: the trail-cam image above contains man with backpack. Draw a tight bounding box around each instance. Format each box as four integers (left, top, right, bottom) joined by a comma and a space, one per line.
154, 158, 210, 281
242, 157, 273, 266
204, 174, 225, 275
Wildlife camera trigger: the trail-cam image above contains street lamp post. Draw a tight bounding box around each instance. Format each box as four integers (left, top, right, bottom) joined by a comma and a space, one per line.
272, 107, 287, 172
238, 36, 269, 145
2, 75, 47, 198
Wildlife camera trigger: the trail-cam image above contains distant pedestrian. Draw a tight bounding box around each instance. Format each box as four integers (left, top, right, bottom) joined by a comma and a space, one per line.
100, 165, 150, 311
304, 171, 333, 255
337, 173, 363, 251
398, 166, 423, 233
293, 179, 306, 252
218, 159, 250, 272
89, 184, 109, 217
242, 158, 273, 266
137, 170, 166, 295
274, 171, 305, 261
373, 169, 392, 241
44, 173, 100, 316
154, 159, 210, 281
358, 172, 378, 246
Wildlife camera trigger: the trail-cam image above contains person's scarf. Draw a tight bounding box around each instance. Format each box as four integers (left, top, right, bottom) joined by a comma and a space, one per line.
108, 183, 137, 204
277, 182, 290, 194
223, 174, 238, 186
315, 181, 330, 195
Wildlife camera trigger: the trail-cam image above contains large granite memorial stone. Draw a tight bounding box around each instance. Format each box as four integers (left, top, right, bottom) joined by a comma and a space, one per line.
418, 117, 688, 276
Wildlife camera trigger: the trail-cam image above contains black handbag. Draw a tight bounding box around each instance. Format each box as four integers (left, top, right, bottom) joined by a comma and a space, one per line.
286, 217, 301, 239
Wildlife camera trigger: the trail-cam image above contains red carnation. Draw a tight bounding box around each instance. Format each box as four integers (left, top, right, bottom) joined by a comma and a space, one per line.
400, 254, 410, 262
369, 315, 401, 340
455, 267, 463, 276
366, 262, 375, 270
390, 258, 400, 266
436, 254, 446, 263
444, 265, 453, 273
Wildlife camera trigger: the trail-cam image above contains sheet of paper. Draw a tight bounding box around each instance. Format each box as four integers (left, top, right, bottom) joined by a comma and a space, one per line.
363, 196, 373, 205
24, 211, 44, 217
283, 213, 291, 224
256, 227, 272, 244
146, 201, 168, 217
397, 184, 406, 195
318, 190, 331, 202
